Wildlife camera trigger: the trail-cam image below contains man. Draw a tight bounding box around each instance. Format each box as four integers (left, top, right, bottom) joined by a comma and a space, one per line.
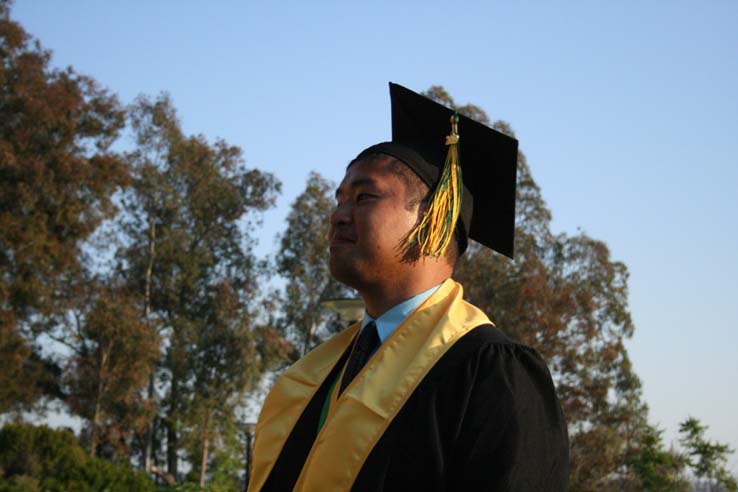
249, 83, 569, 492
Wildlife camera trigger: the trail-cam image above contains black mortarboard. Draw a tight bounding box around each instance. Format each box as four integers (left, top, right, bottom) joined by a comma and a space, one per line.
352, 82, 518, 258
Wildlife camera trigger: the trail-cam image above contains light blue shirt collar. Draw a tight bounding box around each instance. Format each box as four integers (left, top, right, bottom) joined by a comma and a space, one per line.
361, 283, 442, 343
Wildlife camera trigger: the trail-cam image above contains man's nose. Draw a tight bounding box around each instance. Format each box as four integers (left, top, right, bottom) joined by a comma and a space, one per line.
330, 201, 352, 226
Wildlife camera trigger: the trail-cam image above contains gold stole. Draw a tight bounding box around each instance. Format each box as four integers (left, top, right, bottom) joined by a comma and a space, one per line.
248, 279, 491, 492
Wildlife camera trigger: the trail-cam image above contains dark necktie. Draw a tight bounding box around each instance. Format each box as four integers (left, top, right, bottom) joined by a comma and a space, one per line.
339, 321, 380, 395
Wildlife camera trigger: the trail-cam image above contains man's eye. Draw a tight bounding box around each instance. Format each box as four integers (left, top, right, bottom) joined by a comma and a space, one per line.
356, 193, 375, 202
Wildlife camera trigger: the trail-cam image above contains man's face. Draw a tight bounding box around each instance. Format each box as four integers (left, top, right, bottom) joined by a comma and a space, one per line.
329, 156, 422, 289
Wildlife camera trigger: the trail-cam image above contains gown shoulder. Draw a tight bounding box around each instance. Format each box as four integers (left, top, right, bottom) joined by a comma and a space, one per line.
354, 323, 570, 492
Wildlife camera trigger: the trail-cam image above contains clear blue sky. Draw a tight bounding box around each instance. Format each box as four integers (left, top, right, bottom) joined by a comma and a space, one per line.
13, 0, 738, 468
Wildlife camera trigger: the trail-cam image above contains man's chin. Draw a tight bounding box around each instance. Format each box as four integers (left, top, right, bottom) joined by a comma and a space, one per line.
329, 257, 361, 289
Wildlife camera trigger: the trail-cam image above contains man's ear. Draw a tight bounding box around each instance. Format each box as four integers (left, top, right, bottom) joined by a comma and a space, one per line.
415, 200, 429, 224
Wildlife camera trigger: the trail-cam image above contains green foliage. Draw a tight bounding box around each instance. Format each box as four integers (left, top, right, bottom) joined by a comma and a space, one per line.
161, 479, 241, 492
179, 436, 245, 492
627, 424, 688, 492
60, 283, 159, 458
0, 321, 34, 414
118, 93, 284, 478
679, 417, 737, 491
0, 423, 154, 492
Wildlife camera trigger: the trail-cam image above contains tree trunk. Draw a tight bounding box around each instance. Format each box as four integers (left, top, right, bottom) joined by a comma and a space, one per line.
166, 376, 179, 478
302, 320, 316, 356
199, 410, 211, 487
149, 465, 175, 486
143, 375, 155, 471
244, 427, 254, 492
89, 349, 108, 456
142, 219, 156, 472
90, 398, 101, 456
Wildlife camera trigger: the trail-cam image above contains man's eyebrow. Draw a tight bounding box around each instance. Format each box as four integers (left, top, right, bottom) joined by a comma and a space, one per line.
335, 177, 379, 199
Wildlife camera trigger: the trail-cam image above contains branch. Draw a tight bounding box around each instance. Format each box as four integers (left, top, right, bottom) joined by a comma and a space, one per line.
46, 332, 82, 355
148, 465, 176, 486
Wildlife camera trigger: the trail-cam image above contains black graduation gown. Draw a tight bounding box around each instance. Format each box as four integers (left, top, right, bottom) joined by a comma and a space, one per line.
260, 324, 569, 492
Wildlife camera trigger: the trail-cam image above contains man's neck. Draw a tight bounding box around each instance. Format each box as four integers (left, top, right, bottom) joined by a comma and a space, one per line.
360, 274, 450, 318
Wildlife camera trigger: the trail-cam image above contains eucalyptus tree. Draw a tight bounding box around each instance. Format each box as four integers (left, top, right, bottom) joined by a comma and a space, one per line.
119, 94, 286, 480
0, 0, 128, 413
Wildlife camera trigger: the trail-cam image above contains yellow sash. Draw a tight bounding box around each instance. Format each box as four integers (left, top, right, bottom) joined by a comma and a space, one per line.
249, 279, 491, 492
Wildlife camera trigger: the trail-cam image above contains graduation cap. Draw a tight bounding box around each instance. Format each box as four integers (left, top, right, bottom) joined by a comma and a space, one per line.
352, 82, 518, 258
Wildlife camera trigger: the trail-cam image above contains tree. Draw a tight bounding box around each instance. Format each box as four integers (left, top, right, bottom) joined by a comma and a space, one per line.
118, 94, 287, 482
0, 423, 154, 492
57, 283, 159, 459
0, 0, 128, 412
424, 86, 648, 491
0, 317, 41, 413
679, 417, 737, 492
276, 171, 352, 356
627, 424, 688, 492
181, 281, 274, 488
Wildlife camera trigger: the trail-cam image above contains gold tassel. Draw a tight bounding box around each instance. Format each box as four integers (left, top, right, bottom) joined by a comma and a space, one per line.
407, 113, 463, 257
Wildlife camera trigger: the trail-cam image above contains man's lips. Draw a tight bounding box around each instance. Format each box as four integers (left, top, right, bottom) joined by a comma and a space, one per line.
330, 233, 356, 247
